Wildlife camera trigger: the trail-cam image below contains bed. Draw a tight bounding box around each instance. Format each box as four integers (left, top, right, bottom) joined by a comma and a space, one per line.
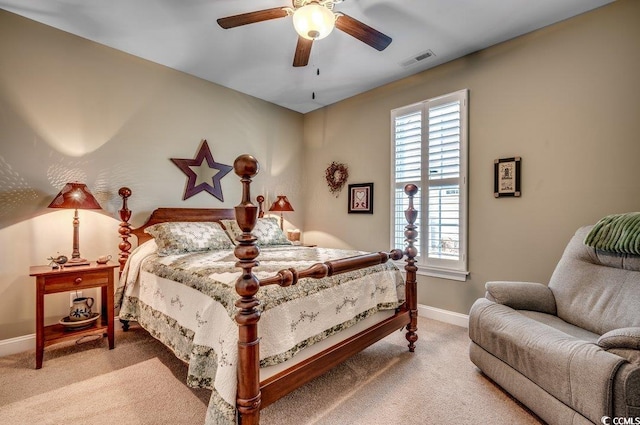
115, 154, 419, 425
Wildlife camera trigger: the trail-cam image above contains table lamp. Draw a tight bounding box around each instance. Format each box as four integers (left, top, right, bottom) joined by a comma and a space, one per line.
269, 195, 294, 230
48, 182, 102, 266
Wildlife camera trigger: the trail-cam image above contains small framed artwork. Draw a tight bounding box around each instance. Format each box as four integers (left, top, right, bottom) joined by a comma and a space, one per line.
348, 183, 374, 214
494, 157, 521, 198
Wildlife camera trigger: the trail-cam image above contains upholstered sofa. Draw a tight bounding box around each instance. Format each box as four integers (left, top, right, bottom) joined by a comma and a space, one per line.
469, 221, 640, 425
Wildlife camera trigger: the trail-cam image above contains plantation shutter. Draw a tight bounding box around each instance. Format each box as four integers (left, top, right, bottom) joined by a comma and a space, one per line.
391, 89, 468, 280
393, 109, 422, 254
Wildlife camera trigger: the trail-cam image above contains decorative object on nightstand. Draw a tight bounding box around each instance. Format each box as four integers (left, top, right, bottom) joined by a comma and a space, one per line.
69, 296, 94, 321
286, 229, 301, 243
96, 254, 112, 264
47, 254, 68, 269
29, 262, 117, 369
269, 195, 294, 230
48, 182, 102, 266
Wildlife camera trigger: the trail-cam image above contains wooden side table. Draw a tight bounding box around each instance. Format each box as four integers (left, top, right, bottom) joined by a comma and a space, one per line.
29, 262, 118, 369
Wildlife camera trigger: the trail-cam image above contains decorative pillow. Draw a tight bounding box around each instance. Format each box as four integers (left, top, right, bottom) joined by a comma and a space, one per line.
221, 217, 292, 246
584, 212, 640, 255
144, 221, 234, 256
597, 327, 640, 350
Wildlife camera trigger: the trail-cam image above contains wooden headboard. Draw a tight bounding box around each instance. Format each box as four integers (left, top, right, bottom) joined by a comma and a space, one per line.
130, 207, 236, 245
117, 188, 264, 271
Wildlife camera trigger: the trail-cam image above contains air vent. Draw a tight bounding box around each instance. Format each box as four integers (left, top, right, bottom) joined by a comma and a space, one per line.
400, 50, 435, 68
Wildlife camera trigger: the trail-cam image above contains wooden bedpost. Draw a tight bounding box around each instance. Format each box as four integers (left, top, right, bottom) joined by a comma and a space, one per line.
118, 187, 133, 273
403, 184, 419, 352
233, 154, 262, 425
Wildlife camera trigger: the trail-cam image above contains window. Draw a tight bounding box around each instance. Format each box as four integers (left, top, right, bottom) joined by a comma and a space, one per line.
391, 89, 469, 281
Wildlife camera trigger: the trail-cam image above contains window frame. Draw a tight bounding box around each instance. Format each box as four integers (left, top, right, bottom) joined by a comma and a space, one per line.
390, 89, 469, 281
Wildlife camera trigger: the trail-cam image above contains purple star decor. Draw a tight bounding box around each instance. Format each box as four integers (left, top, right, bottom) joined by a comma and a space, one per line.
170, 140, 232, 201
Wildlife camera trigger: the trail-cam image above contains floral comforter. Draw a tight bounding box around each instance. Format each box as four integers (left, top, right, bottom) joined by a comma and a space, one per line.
116, 240, 405, 425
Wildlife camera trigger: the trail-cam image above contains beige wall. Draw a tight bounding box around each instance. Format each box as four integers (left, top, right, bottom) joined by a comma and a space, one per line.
1, 1, 639, 342
303, 0, 640, 314
0, 11, 304, 339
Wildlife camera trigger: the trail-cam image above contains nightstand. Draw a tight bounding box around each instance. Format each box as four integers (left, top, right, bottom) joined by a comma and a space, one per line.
29, 262, 118, 369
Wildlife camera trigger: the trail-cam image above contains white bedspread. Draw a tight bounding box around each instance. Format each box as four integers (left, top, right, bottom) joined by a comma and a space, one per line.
116, 241, 404, 424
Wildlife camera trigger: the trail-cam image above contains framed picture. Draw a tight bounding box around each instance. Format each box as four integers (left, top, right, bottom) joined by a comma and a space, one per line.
494, 157, 521, 198
348, 183, 374, 214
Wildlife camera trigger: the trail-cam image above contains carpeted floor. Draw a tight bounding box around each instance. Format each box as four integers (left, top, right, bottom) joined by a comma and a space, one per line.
0, 317, 544, 424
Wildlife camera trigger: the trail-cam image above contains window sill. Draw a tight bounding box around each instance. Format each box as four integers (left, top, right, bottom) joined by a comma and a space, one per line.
418, 265, 469, 282
395, 261, 469, 282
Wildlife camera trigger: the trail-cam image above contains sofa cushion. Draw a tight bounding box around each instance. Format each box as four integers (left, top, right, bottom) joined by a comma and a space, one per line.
518, 310, 600, 342
469, 298, 626, 423
548, 226, 640, 335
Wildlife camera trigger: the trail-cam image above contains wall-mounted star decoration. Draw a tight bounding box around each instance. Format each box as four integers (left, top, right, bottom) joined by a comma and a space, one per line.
170, 140, 232, 201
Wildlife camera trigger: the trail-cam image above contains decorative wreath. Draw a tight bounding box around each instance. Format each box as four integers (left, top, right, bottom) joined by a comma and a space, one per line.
325, 161, 349, 197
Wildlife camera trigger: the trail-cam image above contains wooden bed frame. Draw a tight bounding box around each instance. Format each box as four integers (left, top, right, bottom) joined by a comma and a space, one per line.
116, 154, 418, 425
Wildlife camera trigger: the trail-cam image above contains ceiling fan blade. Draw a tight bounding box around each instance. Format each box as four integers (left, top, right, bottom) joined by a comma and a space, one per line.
293, 36, 313, 67
335, 14, 392, 51
217, 7, 288, 29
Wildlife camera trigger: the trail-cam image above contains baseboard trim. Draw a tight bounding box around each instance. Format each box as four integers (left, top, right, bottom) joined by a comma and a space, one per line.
0, 333, 35, 358
1, 307, 468, 357
418, 304, 469, 328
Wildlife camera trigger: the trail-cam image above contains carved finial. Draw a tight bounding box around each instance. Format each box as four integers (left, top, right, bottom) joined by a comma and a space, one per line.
118, 187, 133, 272
257, 195, 265, 218
404, 183, 418, 197
234, 155, 260, 221
118, 187, 132, 199
234, 154, 259, 180
403, 183, 419, 352
404, 185, 419, 261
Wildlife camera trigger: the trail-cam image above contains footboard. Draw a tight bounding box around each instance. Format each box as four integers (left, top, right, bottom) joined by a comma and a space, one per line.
232, 155, 418, 425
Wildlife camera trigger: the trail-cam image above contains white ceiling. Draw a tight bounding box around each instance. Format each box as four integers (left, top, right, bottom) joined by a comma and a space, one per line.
1, 0, 614, 114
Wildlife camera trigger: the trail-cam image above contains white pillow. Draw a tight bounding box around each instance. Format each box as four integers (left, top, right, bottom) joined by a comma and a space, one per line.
221, 217, 292, 246
144, 221, 234, 256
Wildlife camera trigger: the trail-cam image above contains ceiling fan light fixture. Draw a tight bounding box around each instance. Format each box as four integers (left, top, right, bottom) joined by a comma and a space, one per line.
293, 2, 335, 40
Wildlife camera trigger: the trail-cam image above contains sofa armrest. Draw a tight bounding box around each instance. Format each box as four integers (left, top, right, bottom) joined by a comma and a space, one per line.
485, 281, 557, 315
598, 327, 640, 350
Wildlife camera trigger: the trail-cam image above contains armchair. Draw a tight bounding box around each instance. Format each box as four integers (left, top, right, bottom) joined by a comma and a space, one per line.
469, 217, 640, 425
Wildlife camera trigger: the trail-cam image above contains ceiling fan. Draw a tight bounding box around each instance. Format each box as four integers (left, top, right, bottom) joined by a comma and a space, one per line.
217, 0, 392, 67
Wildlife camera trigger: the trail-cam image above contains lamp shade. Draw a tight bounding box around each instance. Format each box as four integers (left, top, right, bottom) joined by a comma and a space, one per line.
269, 195, 294, 212
292, 2, 336, 40
48, 183, 101, 210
